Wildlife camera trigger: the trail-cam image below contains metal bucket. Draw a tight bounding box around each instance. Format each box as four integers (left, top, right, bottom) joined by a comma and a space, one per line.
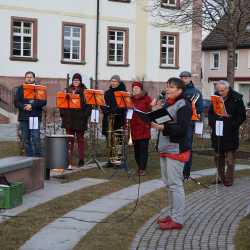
45, 134, 73, 170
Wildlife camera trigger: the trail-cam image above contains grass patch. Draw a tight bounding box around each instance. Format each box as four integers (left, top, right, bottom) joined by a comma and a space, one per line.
74, 170, 250, 250
235, 213, 250, 250
0, 139, 249, 250
0, 177, 135, 250
0, 141, 20, 158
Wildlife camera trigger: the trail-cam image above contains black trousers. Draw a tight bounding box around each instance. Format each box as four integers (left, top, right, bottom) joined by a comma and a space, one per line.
133, 139, 149, 171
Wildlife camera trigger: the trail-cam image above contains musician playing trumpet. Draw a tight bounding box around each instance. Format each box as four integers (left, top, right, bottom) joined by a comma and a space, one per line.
130, 81, 155, 176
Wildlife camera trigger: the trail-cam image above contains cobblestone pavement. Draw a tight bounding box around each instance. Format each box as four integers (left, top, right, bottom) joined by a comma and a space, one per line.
131, 177, 250, 250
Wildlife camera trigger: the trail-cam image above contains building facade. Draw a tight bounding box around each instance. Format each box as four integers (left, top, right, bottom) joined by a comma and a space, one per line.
202, 20, 250, 105
0, 0, 196, 110
202, 48, 250, 105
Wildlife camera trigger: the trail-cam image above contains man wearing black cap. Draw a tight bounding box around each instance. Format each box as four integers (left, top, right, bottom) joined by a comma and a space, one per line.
179, 71, 203, 179
102, 75, 127, 167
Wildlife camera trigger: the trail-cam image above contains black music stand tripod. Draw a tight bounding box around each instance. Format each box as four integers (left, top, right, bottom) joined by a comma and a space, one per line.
85, 91, 105, 173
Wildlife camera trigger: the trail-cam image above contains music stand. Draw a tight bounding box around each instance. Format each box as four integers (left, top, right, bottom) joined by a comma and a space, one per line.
84, 89, 105, 172
109, 91, 134, 179
211, 95, 228, 190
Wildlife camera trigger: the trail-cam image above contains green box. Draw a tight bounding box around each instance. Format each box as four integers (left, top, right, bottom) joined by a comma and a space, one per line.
0, 182, 24, 209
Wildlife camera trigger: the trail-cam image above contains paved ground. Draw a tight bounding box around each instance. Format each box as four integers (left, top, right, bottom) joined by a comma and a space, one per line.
0, 177, 107, 223
21, 179, 164, 250
20, 165, 250, 250
131, 177, 250, 250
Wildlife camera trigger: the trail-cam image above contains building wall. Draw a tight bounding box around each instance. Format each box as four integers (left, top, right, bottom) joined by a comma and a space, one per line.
202, 49, 250, 104
0, 0, 194, 107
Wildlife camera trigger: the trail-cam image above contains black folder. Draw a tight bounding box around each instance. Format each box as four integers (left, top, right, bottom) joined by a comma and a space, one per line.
134, 107, 173, 124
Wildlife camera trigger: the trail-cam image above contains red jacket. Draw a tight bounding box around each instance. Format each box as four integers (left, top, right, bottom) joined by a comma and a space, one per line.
131, 93, 152, 140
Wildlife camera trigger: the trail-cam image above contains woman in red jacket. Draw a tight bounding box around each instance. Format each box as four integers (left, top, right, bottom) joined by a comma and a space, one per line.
131, 81, 153, 176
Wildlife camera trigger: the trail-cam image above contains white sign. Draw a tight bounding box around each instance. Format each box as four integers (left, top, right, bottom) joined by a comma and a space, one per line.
29, 117, 39, 130
215, 120, 223, 136
195, 122, 203, 135
91, 109, 99, 123
126, 109, 134, 120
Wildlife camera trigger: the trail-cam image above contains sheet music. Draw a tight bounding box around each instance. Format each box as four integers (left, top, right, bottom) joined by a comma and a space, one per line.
155, 115, 172, 124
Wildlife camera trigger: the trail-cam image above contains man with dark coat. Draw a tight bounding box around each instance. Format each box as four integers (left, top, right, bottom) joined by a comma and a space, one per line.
14, 71, 47, 157
102, 75, 127, 167
208, 80, 246, 186
179, 71, 203, 179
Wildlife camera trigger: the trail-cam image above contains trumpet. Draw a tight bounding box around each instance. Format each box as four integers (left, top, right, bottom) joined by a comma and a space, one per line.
106, 114, 124, 165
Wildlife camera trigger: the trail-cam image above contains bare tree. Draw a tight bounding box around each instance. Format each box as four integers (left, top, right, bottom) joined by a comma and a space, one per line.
147, 0, 250, 88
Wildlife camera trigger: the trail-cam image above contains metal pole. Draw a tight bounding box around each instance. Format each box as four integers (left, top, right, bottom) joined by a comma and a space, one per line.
95, 0, 100, 89
66, 73, 70, 89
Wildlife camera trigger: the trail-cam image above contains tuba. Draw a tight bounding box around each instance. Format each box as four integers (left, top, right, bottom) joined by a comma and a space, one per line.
107, 114, 126, 165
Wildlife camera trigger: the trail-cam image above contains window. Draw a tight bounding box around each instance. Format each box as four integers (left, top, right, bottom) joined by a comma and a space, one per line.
109, 0, 131, 2
160, 32, 179, 68
10, 17, 37, 61
248, 50, 250, 69
61, 22, 85, 64
210, 52, 220, 69
107, 27, 129, 66
161, 0, 180, 8
235, 50, 239, 69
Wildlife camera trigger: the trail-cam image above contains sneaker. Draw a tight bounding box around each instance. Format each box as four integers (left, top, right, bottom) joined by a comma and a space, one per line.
159, 220, 183, 230
104, 162, 115, 168
78, 159, 85, 167
67, 165, 73, 170
138, 170, 145, 176
211, 179, 223, 185
224, 181, 233, 187
157, 216, 172, 224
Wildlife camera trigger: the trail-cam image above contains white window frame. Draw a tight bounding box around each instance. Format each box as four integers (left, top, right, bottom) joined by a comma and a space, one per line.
161, 0, 177, 7
210, 51, 220, 70
63, 25, 81, 62
248, 50, 250, 69
235, 50, 239, 70
161, 34, 176, 67
108, 30, 125, 65
13, 21, 33, 58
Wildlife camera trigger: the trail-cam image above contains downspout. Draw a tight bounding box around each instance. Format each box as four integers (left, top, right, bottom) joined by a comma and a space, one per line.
95, 0, 100, 89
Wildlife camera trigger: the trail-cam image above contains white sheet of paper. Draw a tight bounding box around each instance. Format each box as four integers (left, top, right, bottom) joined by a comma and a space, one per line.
91, 109, 99, 123
29, 117, 39, 130
155, 115, 172, 124
216, 120, 223, 136
29, 117, 33, 129
195, 122, 203, 135
126, 109, 134, 120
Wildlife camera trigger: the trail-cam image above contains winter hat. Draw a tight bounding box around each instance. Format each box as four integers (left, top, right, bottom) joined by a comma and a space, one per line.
72, 73, 82, 83
110, 74, 121, 82
179, 71, 192, 77
132, 81, 143, 89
